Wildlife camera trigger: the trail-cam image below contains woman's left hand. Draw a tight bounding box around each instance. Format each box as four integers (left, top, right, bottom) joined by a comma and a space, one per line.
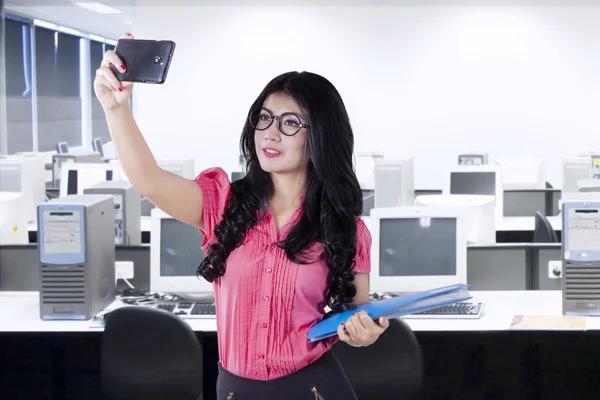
337, 310, 389, 347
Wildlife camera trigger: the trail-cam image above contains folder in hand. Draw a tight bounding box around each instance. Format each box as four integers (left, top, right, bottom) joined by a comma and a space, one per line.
308, 283, 471, 342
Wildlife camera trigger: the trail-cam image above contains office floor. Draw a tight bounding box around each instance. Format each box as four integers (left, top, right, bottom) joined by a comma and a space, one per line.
1, 331, 600, 400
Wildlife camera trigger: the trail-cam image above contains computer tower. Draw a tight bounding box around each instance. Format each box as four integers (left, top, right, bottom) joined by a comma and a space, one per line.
592, 155, 600, 179
84, 181, 141, 245
38, 194, 116, 320
562, 194, 600, 316
52, 152, 102, 187
374, 159, 415, 207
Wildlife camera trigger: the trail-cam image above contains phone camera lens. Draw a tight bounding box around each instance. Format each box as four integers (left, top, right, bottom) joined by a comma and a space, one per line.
153, 56, 164, 65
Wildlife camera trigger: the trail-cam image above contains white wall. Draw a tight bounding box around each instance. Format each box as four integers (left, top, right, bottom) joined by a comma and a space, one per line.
131, 5, 600, 189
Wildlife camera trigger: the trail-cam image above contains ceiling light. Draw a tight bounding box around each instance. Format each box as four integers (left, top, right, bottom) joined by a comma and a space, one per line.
72, 2, 121, 14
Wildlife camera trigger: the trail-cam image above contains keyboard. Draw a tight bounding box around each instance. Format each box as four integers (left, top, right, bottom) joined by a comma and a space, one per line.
402, 302, 484, 319
155, 300, 216, 319
368, 292, 483, 319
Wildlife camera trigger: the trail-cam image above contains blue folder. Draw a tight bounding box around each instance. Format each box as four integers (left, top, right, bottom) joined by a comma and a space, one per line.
308, 283, 472, 342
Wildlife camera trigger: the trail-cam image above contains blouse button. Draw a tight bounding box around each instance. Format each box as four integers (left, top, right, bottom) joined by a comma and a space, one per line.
258, 354, 265, 360
262, 322, 268, 328
266, 268, 272, 273
264, 296, 269, 302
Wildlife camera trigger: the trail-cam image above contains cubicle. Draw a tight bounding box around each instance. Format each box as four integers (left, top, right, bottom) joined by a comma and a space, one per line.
2, 243, 563, 293
0, 245, 151, 292
466, 243, 562, 291
503, 189, 561, 217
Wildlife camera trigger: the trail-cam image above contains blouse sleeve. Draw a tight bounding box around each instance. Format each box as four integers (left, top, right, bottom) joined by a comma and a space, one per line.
353, 217, 372, 274
193, 167, 231, 252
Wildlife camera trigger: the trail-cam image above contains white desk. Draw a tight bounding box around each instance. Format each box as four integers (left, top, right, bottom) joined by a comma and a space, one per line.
497, 216, 562, 232
1, 290, 598, 333
28, 216, 152, 233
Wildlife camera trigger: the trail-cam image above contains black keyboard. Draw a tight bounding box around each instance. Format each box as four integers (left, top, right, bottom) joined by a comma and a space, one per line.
156, 301, 215, 318
156, 303, 176, 313
369, 292, 483, 319
408, 302, 483, 318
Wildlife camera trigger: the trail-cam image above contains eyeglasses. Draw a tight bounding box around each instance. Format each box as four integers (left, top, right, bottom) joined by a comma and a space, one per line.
248, 108, 309, 136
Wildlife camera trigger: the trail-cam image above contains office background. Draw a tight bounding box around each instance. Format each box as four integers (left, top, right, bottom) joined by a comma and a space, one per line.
1, 2, 600, 399
2, 0, 599, 189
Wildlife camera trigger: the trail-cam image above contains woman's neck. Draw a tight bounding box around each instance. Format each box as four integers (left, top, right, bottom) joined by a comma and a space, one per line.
269, 171, 306, 211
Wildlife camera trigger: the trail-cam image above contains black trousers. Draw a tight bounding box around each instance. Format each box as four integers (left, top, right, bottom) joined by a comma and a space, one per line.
216, 351, 358, 400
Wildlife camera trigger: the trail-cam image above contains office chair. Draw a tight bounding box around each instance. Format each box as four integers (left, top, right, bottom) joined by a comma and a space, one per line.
533, 211, 559, 243
545, 181, 553, 189
332, 318, 423, 399
101, 306, 204, 400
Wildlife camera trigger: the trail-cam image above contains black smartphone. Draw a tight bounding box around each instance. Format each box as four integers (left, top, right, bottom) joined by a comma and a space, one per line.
110, 39, 176, 84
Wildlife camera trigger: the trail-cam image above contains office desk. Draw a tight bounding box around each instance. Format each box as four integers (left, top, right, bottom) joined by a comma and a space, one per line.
1, 291, 600, 399
1, 290, 598, 333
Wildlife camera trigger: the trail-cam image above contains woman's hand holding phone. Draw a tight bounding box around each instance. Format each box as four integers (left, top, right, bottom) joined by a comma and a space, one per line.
93, 33, 135, 110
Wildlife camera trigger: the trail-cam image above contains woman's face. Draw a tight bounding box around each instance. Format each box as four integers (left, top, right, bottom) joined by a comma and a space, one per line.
254, 91, 309, 175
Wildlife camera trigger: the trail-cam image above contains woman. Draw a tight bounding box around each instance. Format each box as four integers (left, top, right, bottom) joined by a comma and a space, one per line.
94, 33, 389, 399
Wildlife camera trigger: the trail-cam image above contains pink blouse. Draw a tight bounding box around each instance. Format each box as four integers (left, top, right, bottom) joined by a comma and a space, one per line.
194, 167, 372, 380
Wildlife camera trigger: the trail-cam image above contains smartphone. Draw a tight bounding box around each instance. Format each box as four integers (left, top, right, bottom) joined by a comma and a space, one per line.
110, 39, 176, 84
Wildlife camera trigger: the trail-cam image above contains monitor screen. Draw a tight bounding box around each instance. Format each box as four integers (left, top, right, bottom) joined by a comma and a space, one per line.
450, 172, 496, 196
160, 219, 205, 277
379, 217, 457, 276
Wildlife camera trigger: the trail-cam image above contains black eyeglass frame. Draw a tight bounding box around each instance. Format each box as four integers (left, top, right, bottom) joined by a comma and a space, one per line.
248, 107, 309, 137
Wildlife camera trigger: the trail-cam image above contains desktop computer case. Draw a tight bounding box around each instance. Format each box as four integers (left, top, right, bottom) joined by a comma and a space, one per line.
38, 195, 116, 320
562, 196, 600, 316
84, 181, 141, 245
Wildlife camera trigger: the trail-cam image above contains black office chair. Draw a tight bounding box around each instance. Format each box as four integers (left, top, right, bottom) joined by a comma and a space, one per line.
101, 306, 204, 400
332, 318, 424, 399
533, 211, 559, 243
545, 181, 554, 189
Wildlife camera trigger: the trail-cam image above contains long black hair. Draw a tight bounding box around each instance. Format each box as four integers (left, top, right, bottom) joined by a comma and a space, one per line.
197, 71, 363, 313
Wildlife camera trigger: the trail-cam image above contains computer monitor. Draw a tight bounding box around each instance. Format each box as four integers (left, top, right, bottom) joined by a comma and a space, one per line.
150, 208, 212, 297
369, 206, 468, 293
52, 152, 103, 188
158, 158, 195, 179
0, 192, 29, 245
374, 158, 415, 208
496, 157, 545, 190
563, 156, 592, 194
56, 141, 69, 154
92, 137, 104, 157
445, 165, 503, 222
415, 194, 495, 245
458, 153, 488, 166
110, 157, 196, 181
59, 163, 117, 197
0, 153, 46, 223
355, 152, 384, 190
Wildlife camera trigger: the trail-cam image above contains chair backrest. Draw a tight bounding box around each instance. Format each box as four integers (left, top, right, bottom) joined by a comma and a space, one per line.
101, 306, 203, 400
332, 318, 423, 398
533, 211, 559, 243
